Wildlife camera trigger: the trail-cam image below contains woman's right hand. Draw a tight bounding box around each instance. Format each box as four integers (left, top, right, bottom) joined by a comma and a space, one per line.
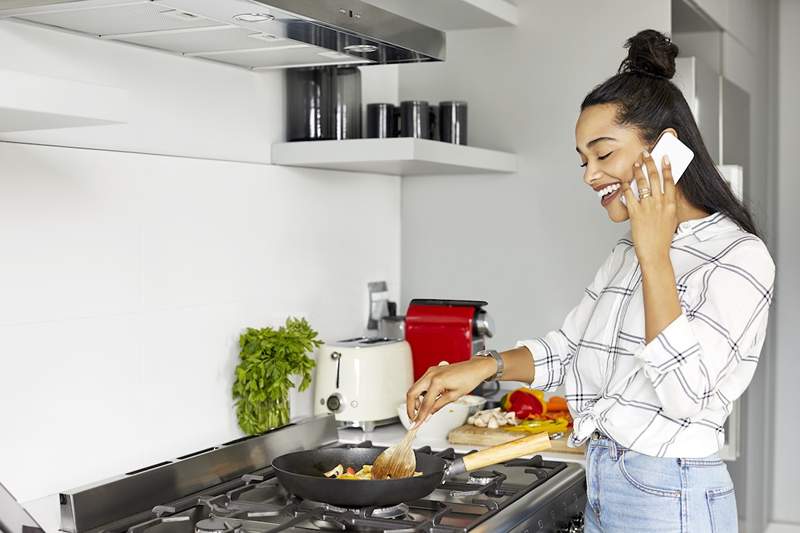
405, 357, 496, 425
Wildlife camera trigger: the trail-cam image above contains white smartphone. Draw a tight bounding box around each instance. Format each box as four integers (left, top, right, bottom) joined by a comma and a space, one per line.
620, 131, 694, 205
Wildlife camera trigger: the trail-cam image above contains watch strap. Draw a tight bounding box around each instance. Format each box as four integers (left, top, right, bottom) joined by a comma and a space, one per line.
476, 349, 504, 382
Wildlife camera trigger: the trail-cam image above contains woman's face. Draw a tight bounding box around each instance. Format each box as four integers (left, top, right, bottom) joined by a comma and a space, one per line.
574, 103, 673, 222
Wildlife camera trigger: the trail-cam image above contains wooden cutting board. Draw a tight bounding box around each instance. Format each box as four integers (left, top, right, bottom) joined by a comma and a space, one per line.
447, 424, 586, 455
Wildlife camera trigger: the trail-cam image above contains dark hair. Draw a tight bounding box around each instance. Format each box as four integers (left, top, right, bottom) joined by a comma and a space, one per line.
581, 29, 759, 237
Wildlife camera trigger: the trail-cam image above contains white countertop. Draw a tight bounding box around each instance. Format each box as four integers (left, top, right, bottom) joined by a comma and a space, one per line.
337, 422, 587, 465
22, 493, 60, 533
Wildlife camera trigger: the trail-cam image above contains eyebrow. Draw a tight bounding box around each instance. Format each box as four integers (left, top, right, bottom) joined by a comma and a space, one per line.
575, 136, 617, 155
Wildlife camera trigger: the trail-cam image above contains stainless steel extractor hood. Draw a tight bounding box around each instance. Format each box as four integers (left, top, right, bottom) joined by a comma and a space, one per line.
0, 0, 446, 70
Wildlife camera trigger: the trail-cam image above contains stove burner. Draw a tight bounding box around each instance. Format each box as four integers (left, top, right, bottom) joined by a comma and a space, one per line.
194, 517, 232, 533
468, 470, 500, 485
315, 502, 410, 520
367, 503, 410, 520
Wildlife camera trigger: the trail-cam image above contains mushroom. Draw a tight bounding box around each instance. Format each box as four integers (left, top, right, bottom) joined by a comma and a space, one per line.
323, 464, 344, 478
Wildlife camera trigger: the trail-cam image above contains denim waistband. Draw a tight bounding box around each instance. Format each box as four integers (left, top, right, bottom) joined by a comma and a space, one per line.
588, 430, 628, 460
588, 431, 724, 465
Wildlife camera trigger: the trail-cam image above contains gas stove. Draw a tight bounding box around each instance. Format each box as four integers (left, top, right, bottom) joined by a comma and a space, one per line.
56, 416, 586, 533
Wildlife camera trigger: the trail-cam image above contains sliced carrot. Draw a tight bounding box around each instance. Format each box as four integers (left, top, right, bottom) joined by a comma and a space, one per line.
547, 396, 568, 412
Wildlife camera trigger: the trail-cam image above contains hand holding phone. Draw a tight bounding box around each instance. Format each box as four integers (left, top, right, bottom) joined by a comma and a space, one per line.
621, 131, 694, 205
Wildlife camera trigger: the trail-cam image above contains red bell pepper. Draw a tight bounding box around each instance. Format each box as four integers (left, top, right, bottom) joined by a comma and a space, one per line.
502, 388, 546, 420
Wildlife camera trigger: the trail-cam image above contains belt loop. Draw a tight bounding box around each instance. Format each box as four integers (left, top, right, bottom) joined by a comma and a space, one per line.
608, 438, 617, 460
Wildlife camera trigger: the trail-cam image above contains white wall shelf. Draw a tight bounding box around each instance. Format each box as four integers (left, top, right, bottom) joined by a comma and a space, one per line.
361, 0, 518, 30
271, 138, 518, 176
0, 69, 127, 132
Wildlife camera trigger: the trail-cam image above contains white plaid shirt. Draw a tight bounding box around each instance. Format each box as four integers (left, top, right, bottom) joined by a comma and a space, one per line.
517, 212, 775, 457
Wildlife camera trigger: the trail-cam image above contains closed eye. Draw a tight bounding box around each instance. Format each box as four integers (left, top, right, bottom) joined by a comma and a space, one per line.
579, 151, 613, 168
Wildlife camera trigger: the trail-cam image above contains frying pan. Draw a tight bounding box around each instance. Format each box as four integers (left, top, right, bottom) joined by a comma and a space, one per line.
271, 432, 550, 508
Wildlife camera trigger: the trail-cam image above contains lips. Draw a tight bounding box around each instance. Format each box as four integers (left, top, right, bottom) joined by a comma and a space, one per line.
595, 183, 621, 198
600, 186, 622, 207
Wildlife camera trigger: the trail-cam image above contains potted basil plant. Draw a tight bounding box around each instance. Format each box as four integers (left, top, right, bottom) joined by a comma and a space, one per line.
232, 317, 322, 435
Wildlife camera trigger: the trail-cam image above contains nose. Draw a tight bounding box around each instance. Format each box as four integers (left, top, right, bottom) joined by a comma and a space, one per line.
583, 169, 603, 186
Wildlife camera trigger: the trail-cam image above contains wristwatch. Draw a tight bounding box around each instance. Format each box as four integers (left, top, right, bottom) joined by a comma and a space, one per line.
475, 349, 504, 382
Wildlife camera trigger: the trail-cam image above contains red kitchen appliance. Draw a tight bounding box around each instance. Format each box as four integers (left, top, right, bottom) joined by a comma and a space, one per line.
405, 299, 494, 381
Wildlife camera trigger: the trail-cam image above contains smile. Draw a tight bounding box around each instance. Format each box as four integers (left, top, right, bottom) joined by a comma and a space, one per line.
596, 183, 621, 198
597, 183, 622, 206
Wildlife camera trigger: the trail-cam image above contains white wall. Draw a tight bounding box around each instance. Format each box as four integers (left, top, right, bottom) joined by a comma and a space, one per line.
771, 0, 800, 529
398, 0, 669, 350
0, 22, 401, 502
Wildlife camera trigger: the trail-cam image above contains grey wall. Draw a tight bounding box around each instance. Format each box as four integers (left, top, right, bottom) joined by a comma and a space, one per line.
399, 0, 670, 354
771, 0, 800, 528
673, 0, 778, 528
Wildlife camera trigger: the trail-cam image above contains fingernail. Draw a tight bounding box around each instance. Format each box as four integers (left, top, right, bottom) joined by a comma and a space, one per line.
634, 160, 641, 167
642, 149, 650, 157
663, 154, 670, 166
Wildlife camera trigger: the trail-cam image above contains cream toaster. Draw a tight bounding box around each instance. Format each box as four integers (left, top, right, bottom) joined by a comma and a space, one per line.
314, 337, 413, 431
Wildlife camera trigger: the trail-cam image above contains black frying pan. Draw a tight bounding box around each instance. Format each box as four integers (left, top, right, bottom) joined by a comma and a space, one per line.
271, 432, 551, 508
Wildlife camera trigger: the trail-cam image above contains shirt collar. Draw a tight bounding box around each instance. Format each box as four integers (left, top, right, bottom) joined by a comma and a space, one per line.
674, 211, 740, 242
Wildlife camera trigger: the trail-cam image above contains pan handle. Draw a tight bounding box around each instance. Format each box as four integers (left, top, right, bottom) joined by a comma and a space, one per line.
446, 432, 551, 477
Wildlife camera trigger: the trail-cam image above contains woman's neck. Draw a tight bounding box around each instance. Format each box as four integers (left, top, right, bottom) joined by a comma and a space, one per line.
675, 193, 711, 225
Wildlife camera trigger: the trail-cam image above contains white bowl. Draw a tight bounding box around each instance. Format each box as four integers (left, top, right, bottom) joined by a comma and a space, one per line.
457, 395, 487, 415
397, 401, 470, 441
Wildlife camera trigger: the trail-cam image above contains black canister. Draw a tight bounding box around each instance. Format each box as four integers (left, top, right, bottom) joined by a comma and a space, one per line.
439, 101, 468, 145
286, 66, 362, 141
399, 100, 437, 139
366, 103, 399, 138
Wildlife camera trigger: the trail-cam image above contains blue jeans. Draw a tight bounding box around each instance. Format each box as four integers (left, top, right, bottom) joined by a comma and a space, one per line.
584, 435, 738, 532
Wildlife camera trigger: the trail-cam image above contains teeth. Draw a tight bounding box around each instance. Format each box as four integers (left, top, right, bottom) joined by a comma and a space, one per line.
596, 183, 621, 199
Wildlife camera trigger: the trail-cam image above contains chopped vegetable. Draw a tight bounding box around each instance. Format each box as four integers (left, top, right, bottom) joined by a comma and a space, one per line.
467, 407, 518, 428
323, 464, 344, 478
501, 388, 547, 420
504, 417, 571, 435
322, 464, 422, 480
546, 396, 568, 412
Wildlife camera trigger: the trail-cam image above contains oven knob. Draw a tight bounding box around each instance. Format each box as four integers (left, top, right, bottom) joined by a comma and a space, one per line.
326, 393, 344, 413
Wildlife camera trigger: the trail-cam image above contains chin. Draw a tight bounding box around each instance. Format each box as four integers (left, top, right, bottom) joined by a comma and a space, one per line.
605, 201, 630, 223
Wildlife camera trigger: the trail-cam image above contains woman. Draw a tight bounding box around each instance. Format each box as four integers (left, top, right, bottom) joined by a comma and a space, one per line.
405, 29, 775, 533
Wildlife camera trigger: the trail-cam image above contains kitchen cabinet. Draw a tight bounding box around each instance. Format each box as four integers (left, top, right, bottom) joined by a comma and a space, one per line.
271, 138, 517, 176
0, 69, 127, 132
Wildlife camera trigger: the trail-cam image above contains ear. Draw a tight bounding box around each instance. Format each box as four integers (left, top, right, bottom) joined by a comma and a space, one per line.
649, 128, 679, 150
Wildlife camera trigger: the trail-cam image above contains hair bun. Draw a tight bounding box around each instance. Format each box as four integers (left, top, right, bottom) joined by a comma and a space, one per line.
618, 29, 679, 80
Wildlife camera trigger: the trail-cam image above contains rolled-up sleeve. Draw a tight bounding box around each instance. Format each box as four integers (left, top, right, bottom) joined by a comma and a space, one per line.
516, 244, 618, 391
635, 238, 775, 419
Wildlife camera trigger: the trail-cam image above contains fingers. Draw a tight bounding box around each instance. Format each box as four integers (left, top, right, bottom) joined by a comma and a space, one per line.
413, 376, 444, 426
642, 150, 662, 198
621, 178, 638, 210
632, 153, 650, 199
406, 373, 432, 420
429, 390, 460, 416
661, 154, 675, 199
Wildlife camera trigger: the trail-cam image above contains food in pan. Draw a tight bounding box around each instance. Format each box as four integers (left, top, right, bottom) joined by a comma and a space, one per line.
322, 464, 423, 480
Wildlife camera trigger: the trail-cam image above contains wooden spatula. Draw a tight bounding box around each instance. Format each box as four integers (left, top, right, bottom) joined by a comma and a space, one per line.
371, 424, 421, 480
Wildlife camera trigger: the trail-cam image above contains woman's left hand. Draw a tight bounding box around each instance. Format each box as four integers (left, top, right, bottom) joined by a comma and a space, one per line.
621, 150, 678, 267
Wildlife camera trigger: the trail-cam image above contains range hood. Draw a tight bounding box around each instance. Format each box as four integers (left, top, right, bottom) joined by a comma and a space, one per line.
0, 0, 446, 70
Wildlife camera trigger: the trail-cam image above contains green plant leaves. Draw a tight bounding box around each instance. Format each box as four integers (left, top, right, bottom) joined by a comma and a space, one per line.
232, 317, 322, 435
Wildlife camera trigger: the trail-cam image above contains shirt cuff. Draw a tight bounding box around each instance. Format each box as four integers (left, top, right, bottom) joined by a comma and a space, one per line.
634, 312, 701, 376
516, 338, 558, 390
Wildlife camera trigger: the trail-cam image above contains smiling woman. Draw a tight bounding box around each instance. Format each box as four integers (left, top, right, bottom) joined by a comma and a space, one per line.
405, 28, 775, 533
